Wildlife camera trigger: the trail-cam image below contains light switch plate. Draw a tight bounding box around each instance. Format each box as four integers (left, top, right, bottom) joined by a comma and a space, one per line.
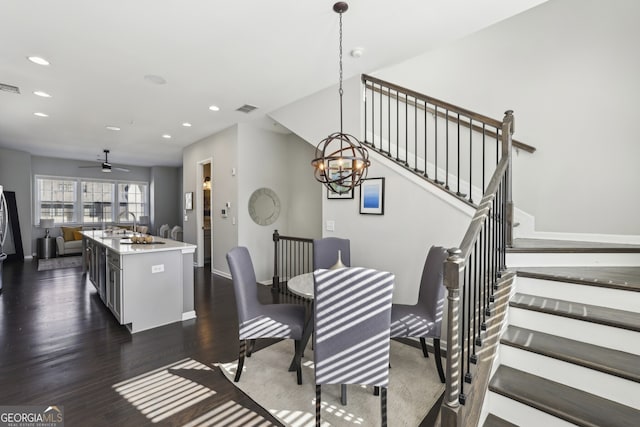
326, 220, 335, 231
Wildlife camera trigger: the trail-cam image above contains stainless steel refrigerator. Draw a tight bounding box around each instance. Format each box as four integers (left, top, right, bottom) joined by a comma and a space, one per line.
0, 185, 7, 293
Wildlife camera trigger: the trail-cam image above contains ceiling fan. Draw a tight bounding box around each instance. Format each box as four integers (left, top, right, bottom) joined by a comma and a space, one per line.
79, 149, 130, 173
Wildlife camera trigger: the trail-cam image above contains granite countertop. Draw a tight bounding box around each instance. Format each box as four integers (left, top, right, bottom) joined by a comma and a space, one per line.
81, 230, 196, 255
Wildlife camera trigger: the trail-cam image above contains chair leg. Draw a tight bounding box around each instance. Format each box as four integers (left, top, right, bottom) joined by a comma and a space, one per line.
381, 386, 388, 427
315, 385, 321, 427
374, 386, 380, 396
247, 339, 256, 357
433, 338, 445, 383
234, 340, 246, 382
294, 340, 302, 385
420, 337, 429, 358
341, 384, 347, 405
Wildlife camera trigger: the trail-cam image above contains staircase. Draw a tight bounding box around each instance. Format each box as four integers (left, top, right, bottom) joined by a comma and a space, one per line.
357, 73, 640, 426
482, 238, 640, 427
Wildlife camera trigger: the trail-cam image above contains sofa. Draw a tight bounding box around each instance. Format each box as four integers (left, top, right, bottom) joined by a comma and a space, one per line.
55, 226, 84, 256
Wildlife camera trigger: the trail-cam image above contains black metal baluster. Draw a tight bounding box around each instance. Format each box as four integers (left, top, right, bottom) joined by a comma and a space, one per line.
434, 106, 439, 184
364, 79, 368, 144
396, 89, 399, 161
379, 83, 383, 152
469, 118, 473, 203
482, 124, 486, 195
445, 109, 450, 190
459, 265, 467, 404
424, 100, 428, 178
404, 93, 408, 166
474, 240, 482, 348
372, 83, 376, 149
465, 260, 472, 384
470, 243, 478, 364
387, 87, 391, 155
456, 114, 462, 197
414, 98, 418, 171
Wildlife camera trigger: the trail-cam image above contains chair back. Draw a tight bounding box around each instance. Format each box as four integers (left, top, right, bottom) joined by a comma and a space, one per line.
158, 224, 170, 238
313, 237, 350, 270
170, 225, 183, 241
417, 246, 448, 336
226, 246, 262, 328
313, 267, 394, 387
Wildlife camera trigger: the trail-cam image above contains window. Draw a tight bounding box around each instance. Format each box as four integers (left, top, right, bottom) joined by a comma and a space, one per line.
34, 176, 148, 226
35, 177, 77, 224
82, 181, 114, 224
117, 183, 147, 222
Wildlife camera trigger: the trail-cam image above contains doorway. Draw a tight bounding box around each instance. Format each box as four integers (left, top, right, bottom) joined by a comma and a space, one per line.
196, 158, 212, 268
202, 163, 211, 265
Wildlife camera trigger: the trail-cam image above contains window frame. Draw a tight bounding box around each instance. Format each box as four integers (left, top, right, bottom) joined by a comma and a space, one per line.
34, 175, 149, 226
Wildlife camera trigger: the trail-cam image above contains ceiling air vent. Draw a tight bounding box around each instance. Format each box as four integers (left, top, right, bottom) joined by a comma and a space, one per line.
0, 83, 20, 94
236, 104, 258, 114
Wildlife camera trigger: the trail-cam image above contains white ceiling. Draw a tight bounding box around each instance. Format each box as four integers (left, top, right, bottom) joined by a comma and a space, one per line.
0, 0, 546, 168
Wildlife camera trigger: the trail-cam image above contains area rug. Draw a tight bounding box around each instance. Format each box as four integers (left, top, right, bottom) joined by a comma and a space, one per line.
218, 340, 445, 427
37, 256, 82, 271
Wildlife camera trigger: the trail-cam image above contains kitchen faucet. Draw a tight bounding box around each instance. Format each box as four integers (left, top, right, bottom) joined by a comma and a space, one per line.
119, 211, 137, 234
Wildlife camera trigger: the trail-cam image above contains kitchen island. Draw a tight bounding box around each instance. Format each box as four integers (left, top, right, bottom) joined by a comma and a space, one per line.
81, 230, 196, 333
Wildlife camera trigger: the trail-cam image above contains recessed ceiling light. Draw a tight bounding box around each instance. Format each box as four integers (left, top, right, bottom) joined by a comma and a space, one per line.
33, 90, 51, 98
34, 112, 49, 117
162, 134, 172, 139
209, 105, 220, 112
28, 56, 50, 66
105, 126, 121, 131
182, 122, 192, 127
144, 74, 166, 85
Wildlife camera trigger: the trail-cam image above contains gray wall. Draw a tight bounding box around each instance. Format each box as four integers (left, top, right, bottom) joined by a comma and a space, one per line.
237, 123, 322, 281
150, 166, 182, 234
181, 122, 322, 281
183, 125, 239, 274
0, 147, 32, 257
374, 0, 640, 236
0, 151, 180, 257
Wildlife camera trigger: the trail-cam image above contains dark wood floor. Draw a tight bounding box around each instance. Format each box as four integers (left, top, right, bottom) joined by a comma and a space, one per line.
0, 259, 441, 426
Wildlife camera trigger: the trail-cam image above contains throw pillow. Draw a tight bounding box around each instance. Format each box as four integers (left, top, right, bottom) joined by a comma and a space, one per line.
72, 230, 84, 241
61, 226, 82, 241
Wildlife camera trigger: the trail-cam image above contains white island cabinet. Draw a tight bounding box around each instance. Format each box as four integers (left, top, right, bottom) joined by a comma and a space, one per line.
81, 230, 196, 333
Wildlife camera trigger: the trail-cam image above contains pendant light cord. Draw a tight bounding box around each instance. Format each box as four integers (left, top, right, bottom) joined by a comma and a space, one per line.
338, 10, 344, 134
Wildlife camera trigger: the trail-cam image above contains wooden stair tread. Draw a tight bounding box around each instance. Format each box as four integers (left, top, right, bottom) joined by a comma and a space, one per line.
489, 366, 640, 427
502, 325, 640, 383
516, 266, 640, 292
482, 413, 518, 427
510, 293, 640, 332
508, 238, 640, 253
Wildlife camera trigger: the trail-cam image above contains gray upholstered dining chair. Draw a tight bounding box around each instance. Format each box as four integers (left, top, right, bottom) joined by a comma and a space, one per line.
313, 267, 395, 426
313, 237, 350, 270
389, 245, 448, 383
226, 246, 306, 384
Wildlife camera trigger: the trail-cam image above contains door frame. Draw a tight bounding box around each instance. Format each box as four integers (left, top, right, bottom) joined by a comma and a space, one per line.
195, 157, 212, 267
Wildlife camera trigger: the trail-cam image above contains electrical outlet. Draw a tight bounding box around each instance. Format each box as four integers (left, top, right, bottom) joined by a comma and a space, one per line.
326, 220, 335, 231
151, 264, 164, 273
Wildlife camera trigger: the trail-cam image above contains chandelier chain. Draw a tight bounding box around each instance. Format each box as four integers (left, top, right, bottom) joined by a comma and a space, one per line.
338, 10, 344, 132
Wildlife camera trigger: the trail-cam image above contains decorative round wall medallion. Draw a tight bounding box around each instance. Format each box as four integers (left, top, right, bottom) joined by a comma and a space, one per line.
248, 187, 281, 226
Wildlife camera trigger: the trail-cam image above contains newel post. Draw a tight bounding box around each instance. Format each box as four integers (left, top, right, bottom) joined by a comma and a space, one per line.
502, 110, 515, 248
440, 247, 464, 427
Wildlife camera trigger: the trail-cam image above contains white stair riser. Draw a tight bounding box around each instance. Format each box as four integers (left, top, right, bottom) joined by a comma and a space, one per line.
506, 252, 640, 267
500, 345, 639, 408
514, 277, 640, 313
508, 307, 640, 355
486, 391, 576, 427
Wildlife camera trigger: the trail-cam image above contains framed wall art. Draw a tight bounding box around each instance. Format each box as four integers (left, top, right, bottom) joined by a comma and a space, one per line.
359, 177, 385, 215
185, 192, 193, 210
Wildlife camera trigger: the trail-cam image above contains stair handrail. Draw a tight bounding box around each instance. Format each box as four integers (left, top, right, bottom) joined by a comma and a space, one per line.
362, 74, 534, 154
440, 111, 514, 426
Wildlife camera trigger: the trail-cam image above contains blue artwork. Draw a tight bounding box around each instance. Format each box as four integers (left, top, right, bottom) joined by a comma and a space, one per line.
363, 185, 380, 208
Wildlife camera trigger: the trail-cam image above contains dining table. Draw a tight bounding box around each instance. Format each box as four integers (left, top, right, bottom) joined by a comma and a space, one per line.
286, 270, 348, 405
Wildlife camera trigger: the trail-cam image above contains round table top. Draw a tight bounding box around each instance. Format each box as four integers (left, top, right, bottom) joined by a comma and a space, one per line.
287, 272, 314, 299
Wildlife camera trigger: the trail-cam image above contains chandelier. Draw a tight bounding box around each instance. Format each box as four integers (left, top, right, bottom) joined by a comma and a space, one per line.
311, 2, 370, 195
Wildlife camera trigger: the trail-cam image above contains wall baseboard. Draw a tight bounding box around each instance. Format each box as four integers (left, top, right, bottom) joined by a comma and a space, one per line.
182, 311, 196, 321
